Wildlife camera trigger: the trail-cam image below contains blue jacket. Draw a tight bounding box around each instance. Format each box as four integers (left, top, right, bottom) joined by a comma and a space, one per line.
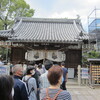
13, 75, 28, 100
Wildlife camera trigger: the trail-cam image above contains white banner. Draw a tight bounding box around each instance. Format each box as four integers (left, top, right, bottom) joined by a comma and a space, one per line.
25, 50, 66, 62
46, 51, 65, 62
25, 50, 45, 61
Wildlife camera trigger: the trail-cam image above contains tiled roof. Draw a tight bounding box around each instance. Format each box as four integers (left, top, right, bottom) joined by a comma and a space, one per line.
88, 58, 100, 62
0, 17, 89, 43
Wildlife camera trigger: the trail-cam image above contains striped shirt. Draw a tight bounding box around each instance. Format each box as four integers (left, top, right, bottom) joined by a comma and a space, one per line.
40, 88, 72, 100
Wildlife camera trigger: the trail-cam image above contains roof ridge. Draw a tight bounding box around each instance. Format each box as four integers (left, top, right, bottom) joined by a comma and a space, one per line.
73, 20, 81, 33
15, 17, 80, 23
0, 19, 22, 33
13, 18, 22, 31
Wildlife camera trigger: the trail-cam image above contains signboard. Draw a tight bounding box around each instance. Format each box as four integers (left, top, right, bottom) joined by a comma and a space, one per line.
81, 68, 89, 79
0, 66, 10, 75
68, 68, 74, 78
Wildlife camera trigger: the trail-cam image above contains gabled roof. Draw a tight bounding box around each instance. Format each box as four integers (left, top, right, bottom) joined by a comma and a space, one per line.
0, 17, 89, 43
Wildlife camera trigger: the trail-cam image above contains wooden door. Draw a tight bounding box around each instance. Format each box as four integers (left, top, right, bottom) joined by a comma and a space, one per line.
11, 47, 26, 63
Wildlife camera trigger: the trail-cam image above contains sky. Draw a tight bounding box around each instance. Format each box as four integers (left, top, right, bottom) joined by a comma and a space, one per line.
25, 0, 100, 32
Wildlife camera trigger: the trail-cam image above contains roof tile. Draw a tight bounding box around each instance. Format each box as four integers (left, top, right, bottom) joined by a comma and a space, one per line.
0, 17, 89, 43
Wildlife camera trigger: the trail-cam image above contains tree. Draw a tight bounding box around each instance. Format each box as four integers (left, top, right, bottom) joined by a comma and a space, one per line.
82, 50, 100, 66
0, 20, 3, 30
0, 0, 34, 30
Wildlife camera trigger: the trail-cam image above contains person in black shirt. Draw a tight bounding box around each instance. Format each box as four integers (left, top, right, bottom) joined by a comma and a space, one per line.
0, 75, 14, 100
60, 62, 68, 90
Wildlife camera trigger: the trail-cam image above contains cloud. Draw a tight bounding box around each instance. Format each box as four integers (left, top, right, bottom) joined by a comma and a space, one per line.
25, 0, 100, 31
49, 10, 88, 31
50, 11, 77, 19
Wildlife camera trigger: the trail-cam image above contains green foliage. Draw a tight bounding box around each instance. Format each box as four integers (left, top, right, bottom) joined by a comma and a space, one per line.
82, 50, 100, 66
88, 51, 100, 58
0, 20, 3, 30
0, 0, 34, 30
0, 47, 11, 60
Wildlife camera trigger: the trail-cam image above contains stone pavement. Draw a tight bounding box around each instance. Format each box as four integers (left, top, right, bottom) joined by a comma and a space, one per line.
67, 79, 100, 100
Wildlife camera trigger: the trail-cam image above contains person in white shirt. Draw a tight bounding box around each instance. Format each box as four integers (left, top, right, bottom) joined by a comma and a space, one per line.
39, 60, 53, 88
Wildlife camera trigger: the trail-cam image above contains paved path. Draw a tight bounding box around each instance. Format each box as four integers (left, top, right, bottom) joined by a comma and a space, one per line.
67, 85, 100, 100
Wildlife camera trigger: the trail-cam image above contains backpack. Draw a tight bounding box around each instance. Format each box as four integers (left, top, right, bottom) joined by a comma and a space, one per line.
43, 88, 63, 100
23, 77, 34, 96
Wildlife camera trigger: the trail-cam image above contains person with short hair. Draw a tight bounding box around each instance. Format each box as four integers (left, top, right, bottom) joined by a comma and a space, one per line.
37, 63, 44, 75
28, 64, 40, 100
12, 64, 28, 100
0, 75, 14, 100
40, 65, 72, 100
39, 60, 53, 88
22, 66, 37, 100
61, 62, 68, 90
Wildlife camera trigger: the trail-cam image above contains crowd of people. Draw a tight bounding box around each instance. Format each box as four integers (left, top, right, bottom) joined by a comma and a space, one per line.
0, 60, 72, 100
